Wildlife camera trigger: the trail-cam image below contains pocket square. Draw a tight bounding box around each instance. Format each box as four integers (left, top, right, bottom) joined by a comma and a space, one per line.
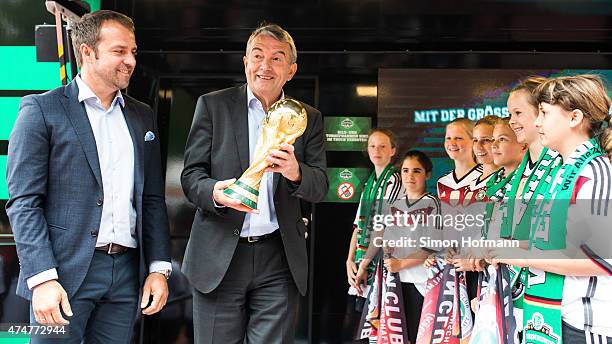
144, 131, 155, 141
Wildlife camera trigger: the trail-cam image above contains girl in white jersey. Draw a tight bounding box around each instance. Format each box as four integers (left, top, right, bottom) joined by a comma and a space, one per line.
456, 118, 527, 272
472, 115, 502, 192
492, 75, 612, 343
485, 77, 555, 338
481, 118, 528, 247
506, 76, 559, 243
347, 129, 402, 296
451, 116, 502, 272
382, 150, 441, 344
349, 129, 402, 343
436, 118, 483, 302
437, 118, 482, 209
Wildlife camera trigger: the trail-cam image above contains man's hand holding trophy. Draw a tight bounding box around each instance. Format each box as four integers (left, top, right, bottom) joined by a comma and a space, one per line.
213, 98, 307, 213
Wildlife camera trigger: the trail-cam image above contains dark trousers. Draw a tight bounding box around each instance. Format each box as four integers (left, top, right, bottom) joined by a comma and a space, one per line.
562, 322, 612, 344
192, 233, 299, 344
401, 282, 424, 344
345, 295, 368, 343
30, 249, 139, 344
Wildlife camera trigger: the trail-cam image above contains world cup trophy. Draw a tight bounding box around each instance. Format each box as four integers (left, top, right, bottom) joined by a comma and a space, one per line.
223, 98, 308, 209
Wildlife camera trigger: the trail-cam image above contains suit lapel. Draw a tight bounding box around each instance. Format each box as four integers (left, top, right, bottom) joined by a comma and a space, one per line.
122, 100, 144, 195
231, 84, 249, 171
273, 170, 280, 193
62, 81, 103, 188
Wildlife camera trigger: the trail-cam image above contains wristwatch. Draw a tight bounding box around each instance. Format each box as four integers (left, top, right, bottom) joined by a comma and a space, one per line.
156, 269, 171, 280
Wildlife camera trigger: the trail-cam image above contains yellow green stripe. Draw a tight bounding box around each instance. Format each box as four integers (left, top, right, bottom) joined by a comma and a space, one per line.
223, 188, 257, 210
234, 180, 259, 196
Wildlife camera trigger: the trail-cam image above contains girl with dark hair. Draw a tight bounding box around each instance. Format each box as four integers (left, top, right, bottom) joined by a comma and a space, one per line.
382, 150, 441, 343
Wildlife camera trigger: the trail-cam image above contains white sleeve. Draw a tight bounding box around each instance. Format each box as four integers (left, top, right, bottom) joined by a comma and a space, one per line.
27, 268, 58, 289
149, 260, 172, 274
568, 159, 612, 259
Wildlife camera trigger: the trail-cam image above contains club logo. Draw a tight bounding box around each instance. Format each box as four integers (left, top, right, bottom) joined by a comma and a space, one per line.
340, 169, 353, 180
341, 118, 354, 129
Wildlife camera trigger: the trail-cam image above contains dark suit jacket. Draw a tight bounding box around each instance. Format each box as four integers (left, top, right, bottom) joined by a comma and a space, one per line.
6, 80, 171, 300
181, 84, 327, 296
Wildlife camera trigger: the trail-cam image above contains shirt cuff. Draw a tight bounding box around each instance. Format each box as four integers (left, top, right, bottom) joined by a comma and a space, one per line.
27, 268, 58, 290
212, 194, 226, 208
149, 261, 172, 275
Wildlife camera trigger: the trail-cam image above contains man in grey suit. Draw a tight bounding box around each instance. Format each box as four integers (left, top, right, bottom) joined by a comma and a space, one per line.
181, 24, 327, 343
6, 10, 171, 343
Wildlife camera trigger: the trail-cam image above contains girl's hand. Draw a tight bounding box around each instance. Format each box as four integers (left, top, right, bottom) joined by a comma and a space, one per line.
424, 254, 436, 268
354, 259, 371, 295
384, 258, 404, 273
346, 260, 358, 288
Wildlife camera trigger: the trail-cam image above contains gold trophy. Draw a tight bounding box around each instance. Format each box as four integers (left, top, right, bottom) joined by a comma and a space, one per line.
223, 98, 308, 209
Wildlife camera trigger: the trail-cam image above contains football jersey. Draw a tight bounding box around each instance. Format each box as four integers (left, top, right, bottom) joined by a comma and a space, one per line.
561, 156, 612, 337
349, 171, 403, 296
470, 169, 498, 202
383, 192, 442, 294
352, 171, 403, 230
470, 169, 498, 225
437, 164, 484, 241
437, 164, 484, 208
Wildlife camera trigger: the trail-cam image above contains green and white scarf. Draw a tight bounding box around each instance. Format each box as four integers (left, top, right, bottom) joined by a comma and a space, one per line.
495, 152, 532, 239
482, 153, 533, 240
487, 168, 514, 202
524, 139, 604, 344
499, 148, 561, 328
530, 139, 603, 250
482, 168, 515, 239
512, 148, 561, 241
354, 164, 396, 285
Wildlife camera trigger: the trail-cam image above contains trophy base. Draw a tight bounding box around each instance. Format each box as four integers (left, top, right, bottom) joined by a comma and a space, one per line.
223, 180, 259, 210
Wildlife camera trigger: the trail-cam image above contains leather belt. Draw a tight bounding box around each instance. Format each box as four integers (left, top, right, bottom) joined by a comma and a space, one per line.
95, 243, 131, 255
239, 230, 280, 244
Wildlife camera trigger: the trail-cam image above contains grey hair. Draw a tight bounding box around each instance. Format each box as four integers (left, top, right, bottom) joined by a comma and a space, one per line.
245, 23, 297, 64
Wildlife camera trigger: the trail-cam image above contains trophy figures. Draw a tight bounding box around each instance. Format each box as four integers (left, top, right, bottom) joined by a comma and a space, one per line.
223, 98, 307, 209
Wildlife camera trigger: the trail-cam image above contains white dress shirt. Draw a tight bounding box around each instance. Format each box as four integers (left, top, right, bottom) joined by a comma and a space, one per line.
27, 76, 170, 289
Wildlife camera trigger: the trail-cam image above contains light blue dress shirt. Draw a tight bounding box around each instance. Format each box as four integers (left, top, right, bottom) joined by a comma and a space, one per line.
26, 76, 171, 289
241, 87, 280, 237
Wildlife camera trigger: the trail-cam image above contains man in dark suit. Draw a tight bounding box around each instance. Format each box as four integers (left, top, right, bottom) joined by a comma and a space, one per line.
181, 24, 327, 343
6, 10, 171, 343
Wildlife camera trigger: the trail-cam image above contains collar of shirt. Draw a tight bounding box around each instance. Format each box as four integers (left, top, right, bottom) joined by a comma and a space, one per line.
246, 86, 284, 110
75, 75, 125, 111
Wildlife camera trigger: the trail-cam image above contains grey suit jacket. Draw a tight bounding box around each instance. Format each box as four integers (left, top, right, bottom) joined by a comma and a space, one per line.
6, 80, 171, 300
181, 84, 327, 296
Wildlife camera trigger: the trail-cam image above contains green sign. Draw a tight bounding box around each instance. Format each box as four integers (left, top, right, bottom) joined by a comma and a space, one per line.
0, 0, 101, 203
0, 156, 7, 200
0, 98, 20, 140
324, 116, 371, 151
324, 167, 371, 203
0, 333, 29, 343
0, 46, 71, 90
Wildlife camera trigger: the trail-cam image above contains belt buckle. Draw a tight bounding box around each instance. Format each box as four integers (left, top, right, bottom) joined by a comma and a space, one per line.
107, 243, 114, 254
247, 235, 257, 243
